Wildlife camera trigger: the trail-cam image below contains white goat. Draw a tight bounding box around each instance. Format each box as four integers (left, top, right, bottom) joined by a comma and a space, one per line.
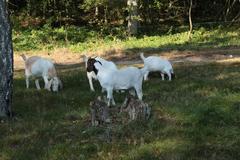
94, 62, 146, 106
21, 54, 62, 92
140, 52, 174, 81
83, 55, 117, 92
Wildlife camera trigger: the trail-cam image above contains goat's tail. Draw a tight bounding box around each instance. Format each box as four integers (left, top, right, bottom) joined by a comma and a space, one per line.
20, 54, 27, 61
140, 52, 145, 61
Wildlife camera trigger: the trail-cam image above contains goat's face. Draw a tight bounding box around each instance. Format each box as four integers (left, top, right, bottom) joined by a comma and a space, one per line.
87, 58, 102, 75
87, 58, 97, 72
51, 77, 63, 92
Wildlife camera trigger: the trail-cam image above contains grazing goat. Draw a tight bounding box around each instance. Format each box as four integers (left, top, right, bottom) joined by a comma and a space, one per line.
83, 55, 117, 92
140, 52, 174, 81
21, 54, 62, 92
94, 62, 146, 106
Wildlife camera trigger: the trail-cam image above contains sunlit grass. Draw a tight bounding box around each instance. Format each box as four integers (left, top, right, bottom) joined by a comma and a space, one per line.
13, 25, 240, 53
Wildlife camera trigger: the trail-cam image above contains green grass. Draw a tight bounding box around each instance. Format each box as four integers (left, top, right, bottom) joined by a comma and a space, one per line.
1, 61, 240, 159
13, 25, 240, 53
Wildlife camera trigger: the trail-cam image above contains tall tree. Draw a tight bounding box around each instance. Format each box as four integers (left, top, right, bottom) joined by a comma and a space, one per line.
0, 0, 14, 117
127, 0, 138, 36
188, 0, 193, 40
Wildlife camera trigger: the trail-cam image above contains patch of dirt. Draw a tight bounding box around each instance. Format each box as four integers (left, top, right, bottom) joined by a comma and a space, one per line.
14, 48, 240, 70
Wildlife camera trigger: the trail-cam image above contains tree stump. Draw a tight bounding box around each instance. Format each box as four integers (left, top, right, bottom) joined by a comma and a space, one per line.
89, 96, 111, 126
120, 95, 151, 121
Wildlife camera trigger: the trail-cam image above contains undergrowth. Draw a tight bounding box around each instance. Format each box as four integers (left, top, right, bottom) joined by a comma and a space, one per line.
13, 25, 240, 53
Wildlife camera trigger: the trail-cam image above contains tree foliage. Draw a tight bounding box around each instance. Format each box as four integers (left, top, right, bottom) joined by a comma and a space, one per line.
8, 0, 240, 30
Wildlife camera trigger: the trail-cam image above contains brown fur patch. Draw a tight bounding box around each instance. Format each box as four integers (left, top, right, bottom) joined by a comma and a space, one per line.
20, 54, 27, 61
25, 56, 41, 73
48, 66, 57, 77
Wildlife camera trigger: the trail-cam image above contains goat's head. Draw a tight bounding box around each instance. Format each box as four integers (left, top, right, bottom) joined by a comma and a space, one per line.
48, 77, 63, 92
87, 58, 102, 74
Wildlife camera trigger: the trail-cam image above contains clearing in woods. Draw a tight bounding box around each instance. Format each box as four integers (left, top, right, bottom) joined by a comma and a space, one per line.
1, 48, 240, 160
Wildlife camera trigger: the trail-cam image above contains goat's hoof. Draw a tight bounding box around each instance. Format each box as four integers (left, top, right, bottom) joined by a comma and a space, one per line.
45, 88, 51, 91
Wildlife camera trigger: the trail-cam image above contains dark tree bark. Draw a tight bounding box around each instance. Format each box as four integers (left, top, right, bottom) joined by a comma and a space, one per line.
127, 0, 138, 36
0, 0, 14, 117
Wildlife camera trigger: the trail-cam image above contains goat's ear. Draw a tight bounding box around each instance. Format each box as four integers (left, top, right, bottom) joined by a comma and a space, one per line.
94, 62, 102, 70
96, 60, 102, 65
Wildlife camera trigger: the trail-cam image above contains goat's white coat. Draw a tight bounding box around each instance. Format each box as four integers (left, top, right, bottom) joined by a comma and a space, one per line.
83, 55, 117, 92
21, 55, 62, 91
140, 53, 174, 81
94, 62, 146, 106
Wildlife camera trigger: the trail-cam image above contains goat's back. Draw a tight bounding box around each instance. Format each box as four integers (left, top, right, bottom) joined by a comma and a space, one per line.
144, 56, 172, 71
107, 67, 143, 89
95, 57, 117, 70
27, 57, 55, 76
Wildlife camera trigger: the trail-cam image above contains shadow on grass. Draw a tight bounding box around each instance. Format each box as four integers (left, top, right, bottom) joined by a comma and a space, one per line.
1, 60, 240, 160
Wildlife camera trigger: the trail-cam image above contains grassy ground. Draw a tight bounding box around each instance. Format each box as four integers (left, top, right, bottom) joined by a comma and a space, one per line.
13, 25, 240, 53
1, 60, 240, 160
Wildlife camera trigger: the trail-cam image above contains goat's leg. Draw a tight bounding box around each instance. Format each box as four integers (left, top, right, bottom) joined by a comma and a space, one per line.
163, 69, 171, 81
161, 73, 165, 80
106, 88, 113, 106
111, 96, 116, 106
144, 71, 149, 81
35, 79, 41, 90
166, 71, 172, 81
25, 76, 29, 89
89, 78, 95, 92
43, 76, 51, 91
87, 73, 95, 92
135, 86, 143, 100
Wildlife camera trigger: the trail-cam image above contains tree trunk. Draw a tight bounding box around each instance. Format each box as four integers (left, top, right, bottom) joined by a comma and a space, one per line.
225, 0, 238, 21
104, 5, 108, 25
95, 6, 99, 16
127, 0, 138, 36
188, 0, 193, 40
0, 0, 14, 117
